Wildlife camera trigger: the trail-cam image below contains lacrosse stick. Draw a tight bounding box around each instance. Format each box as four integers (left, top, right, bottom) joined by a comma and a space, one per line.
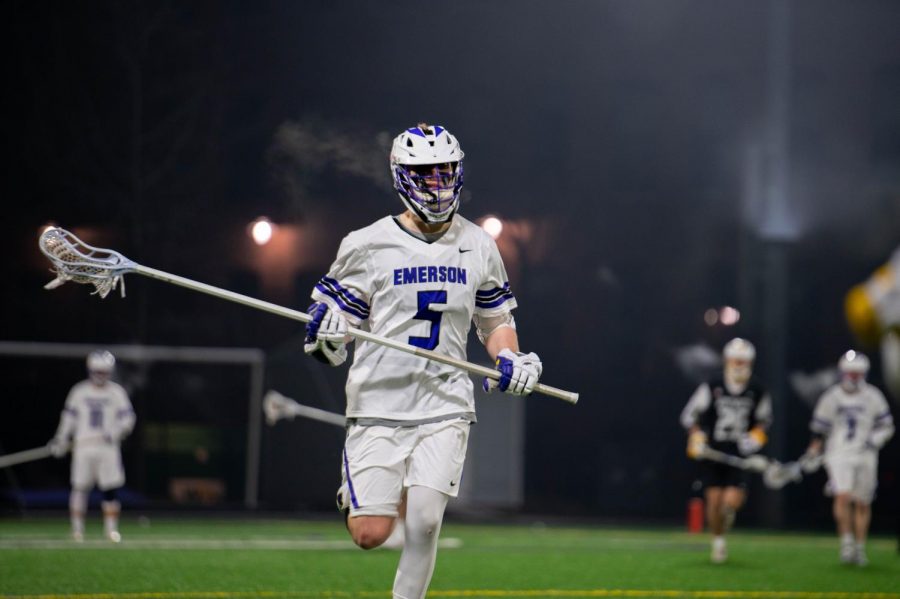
264, 390, 346, 428
698, 447, 770, 473
39, 227, 579, 404
0, 445, 56, 469
762, 452, 824, 490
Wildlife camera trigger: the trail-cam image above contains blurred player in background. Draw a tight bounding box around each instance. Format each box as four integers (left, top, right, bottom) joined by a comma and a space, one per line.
303, 123, 542, 599
680, 338, 773, 563
806, 350, 894, 566
49, 350, 136, 542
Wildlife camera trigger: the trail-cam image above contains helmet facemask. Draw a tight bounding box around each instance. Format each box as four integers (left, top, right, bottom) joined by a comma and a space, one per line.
722, 338, 756, 388
392, 160, 463, 223
724, 358, 753, 387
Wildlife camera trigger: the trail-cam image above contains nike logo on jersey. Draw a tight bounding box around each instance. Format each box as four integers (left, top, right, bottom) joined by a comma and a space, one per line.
450, 481, 457, 486
459, 248, 472, 253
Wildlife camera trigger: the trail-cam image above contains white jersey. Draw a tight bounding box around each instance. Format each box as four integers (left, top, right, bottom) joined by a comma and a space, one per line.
311, 215, 516, 421
59, 380, 135, 445
810, 383, 894, 459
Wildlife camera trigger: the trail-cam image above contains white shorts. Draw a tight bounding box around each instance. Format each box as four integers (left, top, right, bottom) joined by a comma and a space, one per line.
825, 453, 877, 504
71, 444, 125, 491
341, 418, 470, 517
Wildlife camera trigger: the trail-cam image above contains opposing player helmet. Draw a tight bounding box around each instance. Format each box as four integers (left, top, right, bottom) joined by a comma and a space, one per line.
723, 338, 756, 362
723, 338, 755, 386
87, 350, 116, 373
390, 123, 464, 224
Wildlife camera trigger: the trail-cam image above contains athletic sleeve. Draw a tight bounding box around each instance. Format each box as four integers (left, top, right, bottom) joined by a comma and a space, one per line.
311, 234, 372, 326
810, 390, 837, 435
680, 383, 711, 431
474, 236, 517, 318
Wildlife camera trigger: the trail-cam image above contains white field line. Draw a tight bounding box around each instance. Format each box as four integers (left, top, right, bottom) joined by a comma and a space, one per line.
0, 537, 463, 551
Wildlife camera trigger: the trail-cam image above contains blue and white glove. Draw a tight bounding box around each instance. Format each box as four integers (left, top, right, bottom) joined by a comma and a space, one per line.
484, 349, 543, 396
304, 303, 349, 366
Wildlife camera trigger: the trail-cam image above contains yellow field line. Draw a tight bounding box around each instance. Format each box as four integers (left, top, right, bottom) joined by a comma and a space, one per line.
4, 590, 900, 599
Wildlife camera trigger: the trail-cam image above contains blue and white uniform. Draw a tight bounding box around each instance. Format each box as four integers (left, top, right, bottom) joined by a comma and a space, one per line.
55, 380, 135, 491
312, 214, 516, 515
811, 383, 894, 503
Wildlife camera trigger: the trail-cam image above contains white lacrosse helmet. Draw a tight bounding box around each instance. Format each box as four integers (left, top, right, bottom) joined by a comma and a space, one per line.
723, 338, 756, 361
87, 350, 116, 373
390, 123, 464, 224
838, 350, 869, 392
838, 350, 870, 374
723, 338, 755, 385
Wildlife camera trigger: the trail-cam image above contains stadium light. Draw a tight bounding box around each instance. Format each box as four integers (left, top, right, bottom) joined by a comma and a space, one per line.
482, 216, 503, 239
704, 308, 719, 326
250, 217, 274, 246
719, 306, 741, 326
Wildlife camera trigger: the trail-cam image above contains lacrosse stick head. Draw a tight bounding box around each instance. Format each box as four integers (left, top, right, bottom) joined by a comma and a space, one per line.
39, 227, 136, 298
763, 461, 802, 489
743, 454, 770, 473
263, 390, 295, 426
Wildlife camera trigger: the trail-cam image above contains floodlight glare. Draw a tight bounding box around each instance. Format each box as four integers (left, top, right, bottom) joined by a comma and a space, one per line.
482, 216, 503, 239
251, 218, 274, 246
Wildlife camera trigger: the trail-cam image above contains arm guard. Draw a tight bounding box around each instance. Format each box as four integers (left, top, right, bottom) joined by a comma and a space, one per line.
474, 312, 515, 345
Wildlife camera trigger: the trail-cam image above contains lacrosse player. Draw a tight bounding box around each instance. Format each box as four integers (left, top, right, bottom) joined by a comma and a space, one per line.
680, 337, 773, 563
49, 350, 135, 542
806, 350, 894, 566
303, 123, 542, 599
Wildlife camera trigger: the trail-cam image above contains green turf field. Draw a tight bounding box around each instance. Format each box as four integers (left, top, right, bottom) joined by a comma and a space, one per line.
0, 517, 897, 598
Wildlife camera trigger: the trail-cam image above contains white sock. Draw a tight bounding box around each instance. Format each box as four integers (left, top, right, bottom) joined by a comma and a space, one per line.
102, 500, 121, 535
392, 486, 448, 599
70, 489, 88, 536
841, 533, 854, 546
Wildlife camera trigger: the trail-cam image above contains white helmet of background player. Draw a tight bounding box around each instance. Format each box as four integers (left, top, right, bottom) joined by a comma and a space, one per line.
390, 123, 464, 224
723, 338, 755, 386
838, 350, 869, 393
87, 350, 115, 384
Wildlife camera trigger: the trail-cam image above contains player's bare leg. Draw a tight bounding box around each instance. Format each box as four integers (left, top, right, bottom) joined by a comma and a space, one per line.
704, 487, 727, 563
853, 501, 871, 566
69, 488, 88, 542
833, 493, 855, 563
721, 486, 745, 532
393, 485, 449, 599
347, 515, 396, 550
102, 498, 122, 543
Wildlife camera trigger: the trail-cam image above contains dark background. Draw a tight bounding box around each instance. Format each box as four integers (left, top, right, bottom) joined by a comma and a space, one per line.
3, 0, 899, 531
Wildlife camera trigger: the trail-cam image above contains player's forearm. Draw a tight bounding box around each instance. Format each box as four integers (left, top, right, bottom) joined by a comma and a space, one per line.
484, 326, 519, 361
54, 413, 76, 441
